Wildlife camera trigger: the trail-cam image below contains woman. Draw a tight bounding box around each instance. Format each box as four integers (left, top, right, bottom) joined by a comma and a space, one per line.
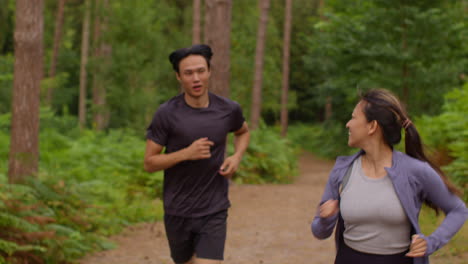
311, 89, 467, 264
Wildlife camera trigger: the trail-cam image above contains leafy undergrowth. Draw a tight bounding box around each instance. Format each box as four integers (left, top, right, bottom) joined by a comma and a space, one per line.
229, 125, 300, 184
0, 110, 164, 263
0, 110, 300, 263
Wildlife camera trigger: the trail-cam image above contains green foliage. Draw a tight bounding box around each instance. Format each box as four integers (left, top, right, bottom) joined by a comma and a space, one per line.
0, 180, 107, 263
230, 126, 299, 184
0, 109, 164, 263
38, 113, 164, 229
231, 0, 293, 122
0, 54, 13, 114
288, 122, 355, 159
417, 83, 468, 200
102, 0, 188, 130
0, 212, 40, 232
297, 0, 467, 123
0, 109, 302, 263
0, 0, 14, 54
0, 238, 45, 258
1, 0, 466, 261
2, 0, 467, 129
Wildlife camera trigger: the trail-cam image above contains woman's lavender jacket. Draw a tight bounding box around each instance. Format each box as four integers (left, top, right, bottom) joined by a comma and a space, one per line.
311, 150, 468, 264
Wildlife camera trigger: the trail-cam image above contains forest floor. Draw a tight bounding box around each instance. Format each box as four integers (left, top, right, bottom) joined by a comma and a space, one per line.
79, 152, 466, 264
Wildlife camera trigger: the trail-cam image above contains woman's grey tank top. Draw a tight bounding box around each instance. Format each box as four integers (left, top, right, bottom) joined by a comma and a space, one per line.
340, 156, 411, 255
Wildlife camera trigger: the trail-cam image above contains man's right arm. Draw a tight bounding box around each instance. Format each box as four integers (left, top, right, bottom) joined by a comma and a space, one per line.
144, 138, 214, 173
144, 140, 187, 173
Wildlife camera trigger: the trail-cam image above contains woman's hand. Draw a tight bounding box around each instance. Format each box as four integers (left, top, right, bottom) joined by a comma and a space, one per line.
319, 199, 339, 218
405, 234, 427, 257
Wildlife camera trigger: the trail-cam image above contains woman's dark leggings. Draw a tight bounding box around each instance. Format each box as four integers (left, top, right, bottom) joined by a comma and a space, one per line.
335, 240, 413, 264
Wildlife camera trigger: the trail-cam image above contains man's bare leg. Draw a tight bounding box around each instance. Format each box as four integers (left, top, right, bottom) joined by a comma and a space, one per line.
193, 257, 221, 264
183, 255, 221, 264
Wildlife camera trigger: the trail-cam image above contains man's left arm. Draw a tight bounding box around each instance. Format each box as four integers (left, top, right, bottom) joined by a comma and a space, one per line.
219, 121, 250, 178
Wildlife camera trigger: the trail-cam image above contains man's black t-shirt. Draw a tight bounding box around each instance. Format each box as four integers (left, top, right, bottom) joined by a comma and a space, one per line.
146, 92, 245, 217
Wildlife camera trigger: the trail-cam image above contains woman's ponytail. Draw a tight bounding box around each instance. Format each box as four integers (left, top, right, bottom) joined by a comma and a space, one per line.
403, 121, 462, 198
361, 89, 462, 211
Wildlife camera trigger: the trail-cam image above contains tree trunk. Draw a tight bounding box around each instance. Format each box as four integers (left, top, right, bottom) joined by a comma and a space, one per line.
46, 0, 66, 105
8, 0, 43, 183
250, 0, 270, 130
79, 0, 91, 129
204, 0, 232, 98
280, 0, 292, 137
92, 0, 111, 130
192, 0, 201, 44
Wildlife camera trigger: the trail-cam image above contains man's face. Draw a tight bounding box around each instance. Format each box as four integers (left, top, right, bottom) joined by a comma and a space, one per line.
176, 55, 211, 98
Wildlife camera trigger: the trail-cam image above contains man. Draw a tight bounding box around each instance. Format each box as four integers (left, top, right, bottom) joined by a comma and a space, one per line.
144, 44, 250, 264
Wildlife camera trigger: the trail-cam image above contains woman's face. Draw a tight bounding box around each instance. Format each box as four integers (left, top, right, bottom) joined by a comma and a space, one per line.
345, 101, 371, 148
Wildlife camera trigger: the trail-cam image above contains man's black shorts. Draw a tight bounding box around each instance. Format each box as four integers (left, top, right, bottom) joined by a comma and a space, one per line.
164, 209, 228, 263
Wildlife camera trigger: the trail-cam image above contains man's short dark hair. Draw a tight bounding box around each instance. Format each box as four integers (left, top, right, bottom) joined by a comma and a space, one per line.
169, 44, 213, 73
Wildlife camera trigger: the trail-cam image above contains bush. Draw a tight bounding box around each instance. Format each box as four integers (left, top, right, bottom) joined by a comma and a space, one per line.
0, 111, 301, 262
0, 179, 114, 263
229, 125, 299, 184
0, 109, 164, 263
417, 83, 468, 201
0, 55, 13, 115
288, 122, 355, 159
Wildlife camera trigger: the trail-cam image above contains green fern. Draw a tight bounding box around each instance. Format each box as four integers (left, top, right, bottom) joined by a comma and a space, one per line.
0, 212, 39, 232
0, 238, 45, 256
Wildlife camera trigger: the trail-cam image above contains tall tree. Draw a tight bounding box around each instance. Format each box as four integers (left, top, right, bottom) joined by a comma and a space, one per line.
204, 0, 232, 97
192, 0, 201, 44
8, 0, 43, 183
280, 0, 292, 137
92, 0, 111, 130
79, 0, 91, 129
250, 0, 270, 130
46, 0, 66, 105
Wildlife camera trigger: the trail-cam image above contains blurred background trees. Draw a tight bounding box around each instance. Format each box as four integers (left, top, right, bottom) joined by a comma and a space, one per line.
2, 0, 463, 132
0, 0, 466, 262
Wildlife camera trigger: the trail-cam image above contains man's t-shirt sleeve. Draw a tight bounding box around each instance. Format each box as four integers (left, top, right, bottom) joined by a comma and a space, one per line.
146, 107, 170, 146
230, 102, 245, 132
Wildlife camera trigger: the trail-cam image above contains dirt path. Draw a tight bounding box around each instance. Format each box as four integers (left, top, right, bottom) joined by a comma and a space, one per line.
79, 152, 463, 264
79, 152, 335, 264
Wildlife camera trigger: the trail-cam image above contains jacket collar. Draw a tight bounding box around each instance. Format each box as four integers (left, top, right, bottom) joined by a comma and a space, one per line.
385, 150, 404, 176
336, 149, 404, 174
334, 150, 363, 170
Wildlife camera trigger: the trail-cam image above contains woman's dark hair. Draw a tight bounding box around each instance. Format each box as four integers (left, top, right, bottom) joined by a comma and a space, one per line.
360, 89, 462, 209
168, 44, 213, 73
